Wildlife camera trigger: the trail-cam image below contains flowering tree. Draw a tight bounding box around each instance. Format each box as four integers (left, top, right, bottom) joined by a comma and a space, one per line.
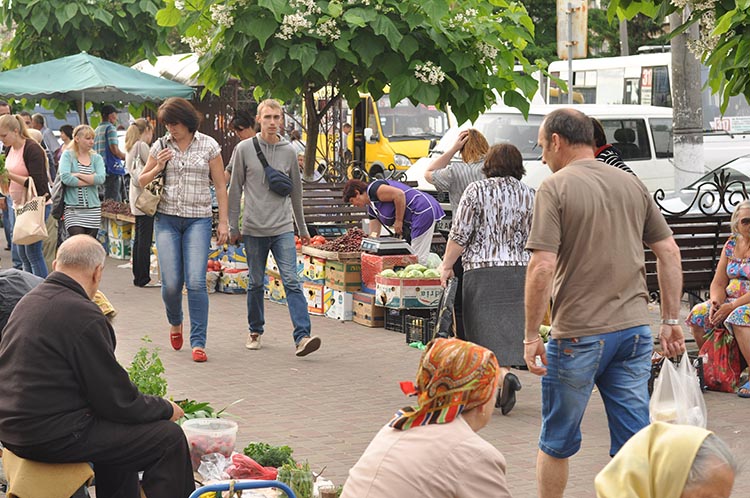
608, 0, 748, 112
156, 0, 541, 176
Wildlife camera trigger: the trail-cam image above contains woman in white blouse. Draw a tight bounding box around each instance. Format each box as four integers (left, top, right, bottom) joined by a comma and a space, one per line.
439, 143, 535, 416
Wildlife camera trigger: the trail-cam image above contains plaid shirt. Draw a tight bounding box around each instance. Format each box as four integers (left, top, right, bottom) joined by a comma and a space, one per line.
93, 122, 117, 157
150, 131, 221, 218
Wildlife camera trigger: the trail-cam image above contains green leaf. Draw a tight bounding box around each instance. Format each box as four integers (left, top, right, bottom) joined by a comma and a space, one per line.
739, 0, 750, 9
420, 0, 449, 20
56, 3, 78, 26
378, 52, 406, 81
76, 35, 93, 52
412, 84, 440, 105
245, 15, 278, 50
350, 31, 382, 66
372, 15, 402, 47
399, 35, 419, 59
263, 44, 287, 77
390, 73, 419, 104
344, 7, 377, 24
312, 50, 337, 79
714, 9, 739, 36
155, 6, 182, 27
289, 44, 317, 75
328, 1, 343, 17
503, 90, 530, 118
29, 6, 49, 33
259, 0, 288, 17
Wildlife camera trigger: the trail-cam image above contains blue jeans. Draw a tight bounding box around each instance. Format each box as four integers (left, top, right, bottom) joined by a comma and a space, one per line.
8, 201, 50, 277
244, 232, 311, 344
154, 214, 212, 349
539, 325, 652, 459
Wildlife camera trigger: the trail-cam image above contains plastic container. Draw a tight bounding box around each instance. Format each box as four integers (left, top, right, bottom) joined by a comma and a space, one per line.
182, 418, 238, 470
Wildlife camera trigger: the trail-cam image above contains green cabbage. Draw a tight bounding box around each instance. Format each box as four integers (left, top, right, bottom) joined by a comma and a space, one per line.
423, 269, 440, 278
379, 269, 398, 277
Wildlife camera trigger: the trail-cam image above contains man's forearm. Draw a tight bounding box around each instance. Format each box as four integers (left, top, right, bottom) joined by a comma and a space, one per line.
524, 253, 556, 339
657, 251, 683, 320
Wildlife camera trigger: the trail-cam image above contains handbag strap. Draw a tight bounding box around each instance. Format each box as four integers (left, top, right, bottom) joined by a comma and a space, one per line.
252, 136, 273, 172
24, 176, 38, 201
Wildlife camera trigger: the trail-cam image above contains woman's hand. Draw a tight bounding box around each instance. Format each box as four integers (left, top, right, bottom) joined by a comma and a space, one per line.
453, 130, 470, 152
438, 263, 454, 288
709, 301, 734, 327
156, 147, 173, 171
216, 221, 229, 245
393, 220, 403, 238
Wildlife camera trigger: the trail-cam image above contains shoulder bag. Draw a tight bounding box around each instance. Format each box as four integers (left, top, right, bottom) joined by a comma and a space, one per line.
135, 138, 167, 216
50, 173, 65, 220
12, 177, 48, 245
253, 137, 293, 196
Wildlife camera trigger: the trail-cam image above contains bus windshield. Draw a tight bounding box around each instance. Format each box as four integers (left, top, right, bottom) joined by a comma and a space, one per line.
376, 95, 450, 141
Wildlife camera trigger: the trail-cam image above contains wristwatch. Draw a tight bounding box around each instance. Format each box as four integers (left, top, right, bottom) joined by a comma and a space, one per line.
660, 318, 680, 325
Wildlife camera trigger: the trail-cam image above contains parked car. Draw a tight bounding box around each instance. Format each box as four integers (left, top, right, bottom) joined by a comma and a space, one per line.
407, 103, 676, 232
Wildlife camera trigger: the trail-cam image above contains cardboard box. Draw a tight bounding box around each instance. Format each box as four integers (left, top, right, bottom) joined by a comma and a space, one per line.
324, 287, 353, 321
374, 275, 444, 309
352, 291, 385, 327
219, 270, 249, 294
108, 219, 133, 240
267, 273, 287, 304
263, 272, 270, 300
361, 252, 419, 290
266, 252, 279, 274
324, 260, 362, 292
108, 237, 132, 260
302, 255, 326, 283
297, 252, 305, 280
303, 281, 325, 315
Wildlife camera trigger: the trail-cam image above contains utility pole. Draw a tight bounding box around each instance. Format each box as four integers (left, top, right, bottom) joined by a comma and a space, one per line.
670, 12, 704, 189
557, 0, 587, 104
619, 20, 629, 56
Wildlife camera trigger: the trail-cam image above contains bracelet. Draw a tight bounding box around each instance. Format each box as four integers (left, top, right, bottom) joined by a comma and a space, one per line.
660, 318, 680, 325
523, 336, 541, 345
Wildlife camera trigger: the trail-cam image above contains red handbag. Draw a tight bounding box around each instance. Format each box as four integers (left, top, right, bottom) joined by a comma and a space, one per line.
699, 328, 743, 393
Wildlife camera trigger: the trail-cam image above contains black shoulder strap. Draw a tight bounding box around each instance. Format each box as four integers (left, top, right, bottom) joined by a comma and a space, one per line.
253, 136, 271, 170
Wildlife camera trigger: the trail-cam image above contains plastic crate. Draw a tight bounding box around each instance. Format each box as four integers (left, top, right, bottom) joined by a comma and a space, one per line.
384, 308, 437, 334
405, 314, 436, 344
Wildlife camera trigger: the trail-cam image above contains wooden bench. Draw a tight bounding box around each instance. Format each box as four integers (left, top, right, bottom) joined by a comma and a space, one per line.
301, 182, 446, 249
644, 214, 730, 303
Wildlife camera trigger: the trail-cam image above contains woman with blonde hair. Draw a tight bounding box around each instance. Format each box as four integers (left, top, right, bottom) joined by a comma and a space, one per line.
341, 338, 511, 497
0, 114, 51, 277
58, 125, 105, 238
424, 128, 489, 339
125, 118, 157, 287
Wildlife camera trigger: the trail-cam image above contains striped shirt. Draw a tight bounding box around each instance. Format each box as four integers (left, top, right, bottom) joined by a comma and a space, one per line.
93, 122, 118, 157
64, 164, 101, 230
429, 160, 485, 213
150, 132, 221, 219
596, 145, 636, 175
449, 177, 535, 271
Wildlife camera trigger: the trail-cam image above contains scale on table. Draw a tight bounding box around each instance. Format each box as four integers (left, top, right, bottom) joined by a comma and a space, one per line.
360, 237, 414, 255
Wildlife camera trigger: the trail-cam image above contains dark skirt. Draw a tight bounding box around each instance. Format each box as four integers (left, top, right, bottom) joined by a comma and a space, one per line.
463, 265, 526, 366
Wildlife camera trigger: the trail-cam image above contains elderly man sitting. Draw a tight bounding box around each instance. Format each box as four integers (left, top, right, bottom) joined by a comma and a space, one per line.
0, 235, 194, 498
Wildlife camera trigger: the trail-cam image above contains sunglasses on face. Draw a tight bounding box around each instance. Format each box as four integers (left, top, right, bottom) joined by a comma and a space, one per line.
741, 218, 750, 226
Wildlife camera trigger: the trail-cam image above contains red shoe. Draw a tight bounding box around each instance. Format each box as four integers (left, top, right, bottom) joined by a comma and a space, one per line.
192, 348, 207, 362
170, 324, 183, 351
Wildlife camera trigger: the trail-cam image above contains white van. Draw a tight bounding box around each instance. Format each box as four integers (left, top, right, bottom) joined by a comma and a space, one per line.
406, 104, 681, 230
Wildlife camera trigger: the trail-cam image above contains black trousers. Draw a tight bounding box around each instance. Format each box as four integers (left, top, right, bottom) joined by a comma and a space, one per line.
4, 418, 194, 498
453, 256, 465, 340
132, 215, 154, 287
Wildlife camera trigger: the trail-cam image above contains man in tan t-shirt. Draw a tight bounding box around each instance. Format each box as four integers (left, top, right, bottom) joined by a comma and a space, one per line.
522, 108, 685, 498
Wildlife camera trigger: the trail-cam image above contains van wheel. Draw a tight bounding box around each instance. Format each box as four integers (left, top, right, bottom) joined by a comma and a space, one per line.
369, 166, 384, 179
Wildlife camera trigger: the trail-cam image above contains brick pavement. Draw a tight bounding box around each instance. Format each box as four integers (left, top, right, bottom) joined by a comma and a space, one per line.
6, 255, 749, 497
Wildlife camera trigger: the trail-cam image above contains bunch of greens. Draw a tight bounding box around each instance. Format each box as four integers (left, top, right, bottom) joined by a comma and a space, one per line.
243, 442, 295, 468
127, 336, 167, 397
277, 461, 312, 498
0, 153, 6, 175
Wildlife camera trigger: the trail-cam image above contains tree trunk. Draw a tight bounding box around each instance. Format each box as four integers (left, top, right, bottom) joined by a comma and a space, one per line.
671, 12, 704, 190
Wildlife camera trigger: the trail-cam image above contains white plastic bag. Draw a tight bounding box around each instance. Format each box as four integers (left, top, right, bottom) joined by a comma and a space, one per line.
649, 352, 707, 428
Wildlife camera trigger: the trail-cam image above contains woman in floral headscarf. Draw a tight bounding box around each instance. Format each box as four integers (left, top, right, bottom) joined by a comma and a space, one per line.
341, 338, 511, 498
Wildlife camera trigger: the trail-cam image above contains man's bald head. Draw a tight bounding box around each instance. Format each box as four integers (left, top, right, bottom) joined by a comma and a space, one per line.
540, 108, 594, 147
55, 235, 106, 274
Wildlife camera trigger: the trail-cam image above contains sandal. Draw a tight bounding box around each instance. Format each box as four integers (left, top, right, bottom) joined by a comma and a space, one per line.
738, 380, 750, 398
170, 324, 183, 351
192, 348, 207, 363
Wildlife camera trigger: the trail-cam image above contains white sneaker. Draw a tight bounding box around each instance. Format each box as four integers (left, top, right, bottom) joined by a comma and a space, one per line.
295, 335, 321, 357
246, 333, 262, 350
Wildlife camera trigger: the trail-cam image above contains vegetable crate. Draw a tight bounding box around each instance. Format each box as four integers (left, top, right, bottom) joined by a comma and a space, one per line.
374, 275, 443, 309
405, 314, 436, 345
361, 252, 418, 291
384, 307, 437, 334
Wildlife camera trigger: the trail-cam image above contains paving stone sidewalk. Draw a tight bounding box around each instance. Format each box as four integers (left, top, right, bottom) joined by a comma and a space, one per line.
4, 256, 749, 497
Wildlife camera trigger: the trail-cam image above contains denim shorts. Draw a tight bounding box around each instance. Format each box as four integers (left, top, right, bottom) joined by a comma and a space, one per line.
539, 325, 652, 459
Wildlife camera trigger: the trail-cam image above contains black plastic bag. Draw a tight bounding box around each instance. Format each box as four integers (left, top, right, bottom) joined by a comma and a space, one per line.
433, 277, 458, 340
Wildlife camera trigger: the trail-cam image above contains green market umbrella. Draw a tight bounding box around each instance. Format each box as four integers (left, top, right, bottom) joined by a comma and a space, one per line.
0, 52, 194, 120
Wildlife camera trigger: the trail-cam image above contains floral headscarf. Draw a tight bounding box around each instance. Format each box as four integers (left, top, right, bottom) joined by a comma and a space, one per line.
388, 338, 499, 431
